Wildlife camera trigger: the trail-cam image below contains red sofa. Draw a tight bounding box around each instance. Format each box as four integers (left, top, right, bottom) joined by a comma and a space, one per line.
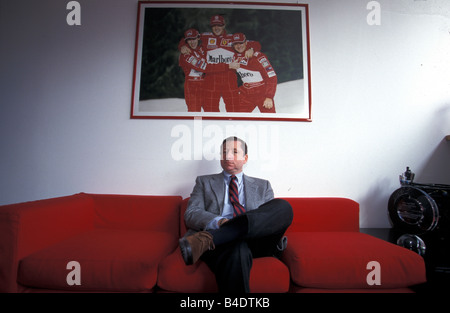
0, 193, 426, 293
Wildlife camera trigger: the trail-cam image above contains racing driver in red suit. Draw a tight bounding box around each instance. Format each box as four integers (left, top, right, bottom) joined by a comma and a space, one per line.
229, 33, 277, 113
179, 28, 228, 112
178, 28, 207, 112
179, 15, 261, 112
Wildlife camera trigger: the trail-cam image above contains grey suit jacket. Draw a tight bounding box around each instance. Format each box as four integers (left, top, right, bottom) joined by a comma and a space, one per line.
184, 172, 274, 235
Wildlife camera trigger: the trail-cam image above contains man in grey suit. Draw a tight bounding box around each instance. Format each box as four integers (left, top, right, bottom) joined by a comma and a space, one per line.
179, 136, 293, 293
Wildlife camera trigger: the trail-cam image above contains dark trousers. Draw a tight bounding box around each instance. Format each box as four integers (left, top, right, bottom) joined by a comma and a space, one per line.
201, 198, 293, 293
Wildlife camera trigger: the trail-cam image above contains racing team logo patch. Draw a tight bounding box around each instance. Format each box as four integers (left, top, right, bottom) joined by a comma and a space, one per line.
258, 57, 270, 68
221, 38, 231, 46
257, 56, 277, 77
267, 69, 276, 78
208, 38, 217, 47
239, 58, 248, 66
188, 56, 197, 64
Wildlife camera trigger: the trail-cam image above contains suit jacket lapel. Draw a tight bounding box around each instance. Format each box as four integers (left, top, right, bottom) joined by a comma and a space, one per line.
243, 174, 258, 211
209, 173, 225, 214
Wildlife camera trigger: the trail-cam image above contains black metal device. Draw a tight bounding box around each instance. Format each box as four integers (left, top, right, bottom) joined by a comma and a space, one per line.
388, 167, 450, 291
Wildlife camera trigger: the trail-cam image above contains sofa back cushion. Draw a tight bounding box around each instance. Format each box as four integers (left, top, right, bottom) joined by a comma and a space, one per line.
282, 197, 359, 232
179, 197, 359, 235
1, 193, 96, 261
88, 194, 182, 234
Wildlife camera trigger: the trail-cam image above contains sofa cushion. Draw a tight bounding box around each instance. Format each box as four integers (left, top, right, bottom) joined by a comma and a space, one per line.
283, 198, 359, 232
158, 249, 290, 293
88, 194, 182, 233
0, 193, 95, 293
18, 229, 176, 292
291, 286, 415, 293
158, 249, 218, 293
282, 232, 426, 289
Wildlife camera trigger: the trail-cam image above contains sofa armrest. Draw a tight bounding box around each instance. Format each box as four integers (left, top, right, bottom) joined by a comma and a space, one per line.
282, 197, 360, 232
0, 193, 95, 292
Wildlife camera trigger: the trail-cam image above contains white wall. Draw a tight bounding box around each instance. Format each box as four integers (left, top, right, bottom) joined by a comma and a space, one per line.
1, 0, 449, 227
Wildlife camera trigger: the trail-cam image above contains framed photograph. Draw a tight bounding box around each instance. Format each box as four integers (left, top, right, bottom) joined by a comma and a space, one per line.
131, 1, 312, 121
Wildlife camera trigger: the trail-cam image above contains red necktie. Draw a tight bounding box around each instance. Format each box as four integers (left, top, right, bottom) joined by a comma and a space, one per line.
229, 175, 245, 217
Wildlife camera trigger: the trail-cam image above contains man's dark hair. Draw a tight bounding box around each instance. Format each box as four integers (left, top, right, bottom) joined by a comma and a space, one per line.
222, 136, 248, 155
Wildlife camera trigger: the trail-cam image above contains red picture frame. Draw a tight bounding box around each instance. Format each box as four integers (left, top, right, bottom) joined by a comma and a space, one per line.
131, 1, 312, 121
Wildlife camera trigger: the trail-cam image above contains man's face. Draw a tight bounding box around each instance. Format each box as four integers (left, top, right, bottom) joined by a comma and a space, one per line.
211, 24, 225, 36
220, 140, 248, 175
233, 41, 247, 54
187, 38, 199, 50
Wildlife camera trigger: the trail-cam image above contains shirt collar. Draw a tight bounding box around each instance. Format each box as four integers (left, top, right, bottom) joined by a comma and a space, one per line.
223, 171, 244, 184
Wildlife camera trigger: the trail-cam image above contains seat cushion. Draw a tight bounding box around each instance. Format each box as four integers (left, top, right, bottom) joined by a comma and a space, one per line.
291, 286, 415, 293
282, 232, 426, 289
18, 229, 176, 292
158, 249, 290, 293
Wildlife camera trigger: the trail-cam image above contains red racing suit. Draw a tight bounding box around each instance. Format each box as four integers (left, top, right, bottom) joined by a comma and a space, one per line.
179, 47, 207, 112
179, 46, 229, 112
232, 51, 277, 113
179, 32, 260, 112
